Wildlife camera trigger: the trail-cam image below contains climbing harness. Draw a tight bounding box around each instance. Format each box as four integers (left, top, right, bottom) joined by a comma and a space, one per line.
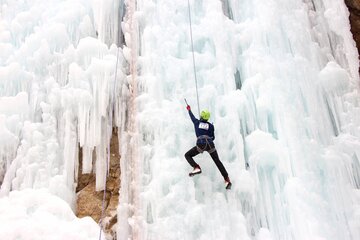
187, 0, 200, 116
196, 135, 216, 153
98, 46, 120, 240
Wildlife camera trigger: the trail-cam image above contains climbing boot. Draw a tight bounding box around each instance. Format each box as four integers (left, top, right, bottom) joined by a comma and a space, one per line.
225, 177, 232, 190
189, 166, 202, 177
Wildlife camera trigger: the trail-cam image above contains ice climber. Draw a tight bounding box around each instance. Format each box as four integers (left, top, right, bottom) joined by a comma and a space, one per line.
185, 103, 232, 190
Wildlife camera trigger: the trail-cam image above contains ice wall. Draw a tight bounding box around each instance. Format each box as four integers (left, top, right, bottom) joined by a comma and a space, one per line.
1, 0, 359, 239
0, 0, 125, 213
118, 0, 255, 239
118, 0, 360, 239
230, 0, 360, 239
0, 92, 28, 185
117, 0, 144, 238
0, 0, 130, 238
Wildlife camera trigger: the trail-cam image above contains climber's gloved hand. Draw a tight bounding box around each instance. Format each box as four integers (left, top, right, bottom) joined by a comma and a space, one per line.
186, 105, 191, 111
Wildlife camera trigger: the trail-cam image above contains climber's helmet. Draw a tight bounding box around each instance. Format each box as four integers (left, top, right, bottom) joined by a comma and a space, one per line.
200, 109, 210, 121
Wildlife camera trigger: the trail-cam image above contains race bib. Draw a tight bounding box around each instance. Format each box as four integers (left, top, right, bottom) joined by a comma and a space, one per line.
199, 122, 209, 130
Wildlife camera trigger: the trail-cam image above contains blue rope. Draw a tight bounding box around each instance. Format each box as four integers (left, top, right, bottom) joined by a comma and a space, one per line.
187, 0, 200, 116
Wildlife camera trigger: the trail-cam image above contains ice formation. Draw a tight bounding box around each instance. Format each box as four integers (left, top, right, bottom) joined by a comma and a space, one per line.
0, 0, 359, 240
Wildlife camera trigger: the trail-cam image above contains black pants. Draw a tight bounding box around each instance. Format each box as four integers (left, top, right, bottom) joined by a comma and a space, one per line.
184, 143, 229, 180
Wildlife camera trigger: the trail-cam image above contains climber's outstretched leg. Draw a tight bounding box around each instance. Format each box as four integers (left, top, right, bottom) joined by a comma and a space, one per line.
209, 150, 232, 189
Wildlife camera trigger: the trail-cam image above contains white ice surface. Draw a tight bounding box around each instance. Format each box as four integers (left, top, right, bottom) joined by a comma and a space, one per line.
0, 0, 360, 240
0, 189, 103, 240
0, 0, 124, 239
118, 0, 360, 239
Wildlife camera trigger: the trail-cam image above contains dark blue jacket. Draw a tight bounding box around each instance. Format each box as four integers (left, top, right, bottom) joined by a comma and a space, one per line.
188, 110, 215, 144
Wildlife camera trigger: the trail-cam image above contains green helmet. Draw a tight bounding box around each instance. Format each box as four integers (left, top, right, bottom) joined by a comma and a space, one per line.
200, 109, 210, 121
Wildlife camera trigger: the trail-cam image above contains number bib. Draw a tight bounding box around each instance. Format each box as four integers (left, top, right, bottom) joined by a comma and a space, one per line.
199, 122, 209, 130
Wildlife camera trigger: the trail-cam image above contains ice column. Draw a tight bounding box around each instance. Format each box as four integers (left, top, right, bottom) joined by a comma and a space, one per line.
227, 0, 360, 239
0, 0, 126, 205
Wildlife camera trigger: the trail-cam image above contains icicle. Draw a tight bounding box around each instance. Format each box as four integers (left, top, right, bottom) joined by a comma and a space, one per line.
82, 146, 94, 174
63, 110, 78, 189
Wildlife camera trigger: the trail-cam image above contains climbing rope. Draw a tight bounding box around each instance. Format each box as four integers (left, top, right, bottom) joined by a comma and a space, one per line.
187, 0, 200, 116
98, 46, 120, 240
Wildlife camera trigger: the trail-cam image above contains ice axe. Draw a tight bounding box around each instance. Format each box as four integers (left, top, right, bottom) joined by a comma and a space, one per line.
184, 98, 189, 106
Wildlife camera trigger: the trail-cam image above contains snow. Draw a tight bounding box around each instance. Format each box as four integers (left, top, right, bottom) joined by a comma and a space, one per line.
0, 0, 359, 240
0, 189, 103, 240
319, 61, 350, 93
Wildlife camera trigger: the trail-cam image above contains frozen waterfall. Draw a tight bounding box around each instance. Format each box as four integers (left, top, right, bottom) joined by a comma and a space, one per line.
0, 0, 360, 240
